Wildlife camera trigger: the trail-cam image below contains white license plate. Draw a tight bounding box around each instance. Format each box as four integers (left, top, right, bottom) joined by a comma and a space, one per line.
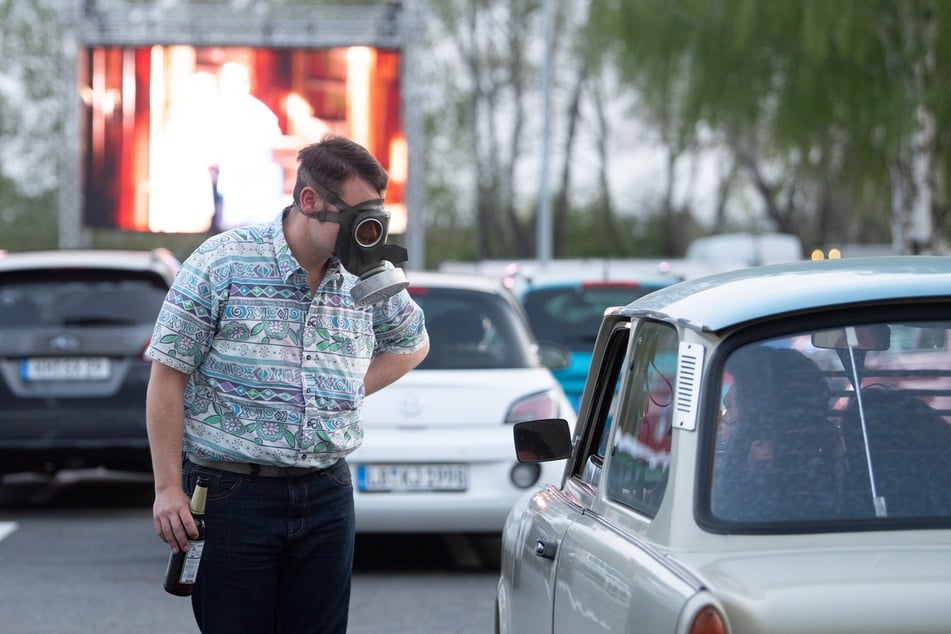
357, 464, 468, 492
21, 357, 111, 381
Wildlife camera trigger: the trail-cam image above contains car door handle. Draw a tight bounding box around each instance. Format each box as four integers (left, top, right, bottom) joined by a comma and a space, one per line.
535, 539, 558, 560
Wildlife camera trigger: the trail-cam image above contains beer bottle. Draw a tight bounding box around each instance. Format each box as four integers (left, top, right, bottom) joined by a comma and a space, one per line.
162, 475, 208, 596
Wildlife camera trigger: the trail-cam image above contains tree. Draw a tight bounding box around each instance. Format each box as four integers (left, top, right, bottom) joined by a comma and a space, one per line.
591, 0, 951, 254
0, 0, 63, 249
423, 0, 628, 262
423, 0, 537, 260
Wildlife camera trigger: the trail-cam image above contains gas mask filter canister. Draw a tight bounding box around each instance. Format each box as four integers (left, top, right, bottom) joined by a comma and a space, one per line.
306, 181, 410, 306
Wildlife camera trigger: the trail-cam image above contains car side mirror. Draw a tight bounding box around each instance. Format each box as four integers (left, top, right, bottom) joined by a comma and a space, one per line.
513, 419, 573, 462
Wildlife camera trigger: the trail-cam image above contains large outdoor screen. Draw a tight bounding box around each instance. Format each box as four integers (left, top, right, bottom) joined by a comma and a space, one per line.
80, 45, 405, 234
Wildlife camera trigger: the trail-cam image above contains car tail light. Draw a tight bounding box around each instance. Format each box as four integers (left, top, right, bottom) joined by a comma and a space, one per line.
504, 390, 561, 424
688, 605, 726, 634
139, 338, 152, 360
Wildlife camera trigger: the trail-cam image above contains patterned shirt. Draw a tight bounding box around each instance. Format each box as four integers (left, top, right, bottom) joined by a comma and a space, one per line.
147, 211, 428, 468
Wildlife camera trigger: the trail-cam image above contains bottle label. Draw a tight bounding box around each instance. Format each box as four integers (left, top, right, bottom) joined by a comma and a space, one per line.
178, 540, 205, 584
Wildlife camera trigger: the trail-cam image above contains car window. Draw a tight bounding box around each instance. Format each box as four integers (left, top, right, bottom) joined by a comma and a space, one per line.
710, 320, 951, 527
603, 320, 678, 517
887, 323, 947, 352
410, 287, 537, 370
573, 323, 630, 488
0, 270, 169, 327
521, 284, 651, 351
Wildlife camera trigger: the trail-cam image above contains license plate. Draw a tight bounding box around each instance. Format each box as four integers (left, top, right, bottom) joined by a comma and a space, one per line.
21, 357, 111, 381
357, 464, 468, 492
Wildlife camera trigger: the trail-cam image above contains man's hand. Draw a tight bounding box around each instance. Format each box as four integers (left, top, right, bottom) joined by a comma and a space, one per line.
153, 485, 198, 553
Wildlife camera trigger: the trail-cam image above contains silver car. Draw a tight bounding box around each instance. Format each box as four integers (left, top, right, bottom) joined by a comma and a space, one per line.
499, 256, 951, 633
0, 249, 179, 476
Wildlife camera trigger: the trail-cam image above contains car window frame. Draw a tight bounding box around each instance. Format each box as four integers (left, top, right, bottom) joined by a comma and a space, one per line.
569, 322, 631, 490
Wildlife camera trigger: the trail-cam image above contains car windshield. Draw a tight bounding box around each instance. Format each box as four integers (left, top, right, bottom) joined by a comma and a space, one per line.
710, 319, 951, 529
410, 287, 537, 370
0, 269, 169, 327
522, 283, 655, 350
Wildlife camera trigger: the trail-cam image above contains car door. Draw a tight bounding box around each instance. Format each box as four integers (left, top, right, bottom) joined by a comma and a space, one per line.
505, 319, 631, 634
552, 320, 696, 632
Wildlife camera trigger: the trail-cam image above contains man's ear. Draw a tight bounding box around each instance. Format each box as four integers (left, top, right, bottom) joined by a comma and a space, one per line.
299, 186, 319, 212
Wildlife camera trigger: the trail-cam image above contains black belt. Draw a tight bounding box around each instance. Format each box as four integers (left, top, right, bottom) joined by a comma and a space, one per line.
188, 455, 331, 478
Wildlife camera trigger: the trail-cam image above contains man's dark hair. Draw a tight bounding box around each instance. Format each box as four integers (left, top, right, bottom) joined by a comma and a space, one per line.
727, 345, 830, 416
293, 134, 388, 206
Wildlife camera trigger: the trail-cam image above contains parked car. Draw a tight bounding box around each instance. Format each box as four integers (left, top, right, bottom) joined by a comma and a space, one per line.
0, 248, 180, 476
352, 271, 574, 533
515, 272, 677, 409
498, 256, 951, 634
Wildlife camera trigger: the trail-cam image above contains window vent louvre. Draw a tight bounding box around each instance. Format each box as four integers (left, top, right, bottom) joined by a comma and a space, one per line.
673, 342, 704, 431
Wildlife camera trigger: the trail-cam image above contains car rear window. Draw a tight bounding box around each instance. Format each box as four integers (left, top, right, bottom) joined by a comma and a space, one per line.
709, 319, 951, 529
0, 269, 169, 327
410, 287, 537, 370
521, 284, 654, 351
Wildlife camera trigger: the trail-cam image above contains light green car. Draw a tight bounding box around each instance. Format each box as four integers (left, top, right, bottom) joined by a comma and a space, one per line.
499, 256, 951, 634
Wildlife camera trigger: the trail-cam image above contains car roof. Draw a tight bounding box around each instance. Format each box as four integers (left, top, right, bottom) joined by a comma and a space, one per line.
0, 248, 180, 285
625, 255, 951, 332
517, 273, 677, 292
406, 270, 512, 294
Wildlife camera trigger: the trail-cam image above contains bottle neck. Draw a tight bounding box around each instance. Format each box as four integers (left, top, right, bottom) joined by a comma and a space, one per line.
190, 480, 209, 515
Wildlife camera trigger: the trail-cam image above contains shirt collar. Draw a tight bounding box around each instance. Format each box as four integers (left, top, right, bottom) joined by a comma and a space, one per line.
273, 211, 300, 283
273, 208, 346, 286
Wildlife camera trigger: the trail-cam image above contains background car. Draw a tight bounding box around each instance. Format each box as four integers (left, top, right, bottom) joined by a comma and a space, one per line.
513, 270, 677, 409
499, 256, 951, 634
352, 271, 574, 534
0, 248, 180, 476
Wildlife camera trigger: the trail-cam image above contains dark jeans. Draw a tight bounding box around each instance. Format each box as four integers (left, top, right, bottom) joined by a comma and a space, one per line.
182, 458, 355, 634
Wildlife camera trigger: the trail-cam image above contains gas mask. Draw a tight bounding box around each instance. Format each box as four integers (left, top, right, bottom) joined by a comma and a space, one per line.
306, 181, 409, 306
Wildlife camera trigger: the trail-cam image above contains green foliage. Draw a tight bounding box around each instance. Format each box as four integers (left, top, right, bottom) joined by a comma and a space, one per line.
560, 201, 705, 260
590, 0, 951, 252
0, 0, 63, 196
421, 182, 481, 269
89, 230, 208, 263
0, 0, 64, 250
0, 183, 58, 250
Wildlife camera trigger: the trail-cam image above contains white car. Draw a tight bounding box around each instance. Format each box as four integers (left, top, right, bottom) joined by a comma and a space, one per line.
351, 271, 575, 533
498, 256, 951, 633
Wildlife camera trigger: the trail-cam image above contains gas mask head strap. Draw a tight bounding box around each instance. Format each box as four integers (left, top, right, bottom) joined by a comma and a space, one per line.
300, 171, 386, 222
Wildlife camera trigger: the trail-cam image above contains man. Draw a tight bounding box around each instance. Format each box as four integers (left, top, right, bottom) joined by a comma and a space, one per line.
146, 134, 429, 633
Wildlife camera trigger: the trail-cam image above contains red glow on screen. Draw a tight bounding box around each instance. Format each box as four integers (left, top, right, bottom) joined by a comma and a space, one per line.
80, 45, 404, 234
